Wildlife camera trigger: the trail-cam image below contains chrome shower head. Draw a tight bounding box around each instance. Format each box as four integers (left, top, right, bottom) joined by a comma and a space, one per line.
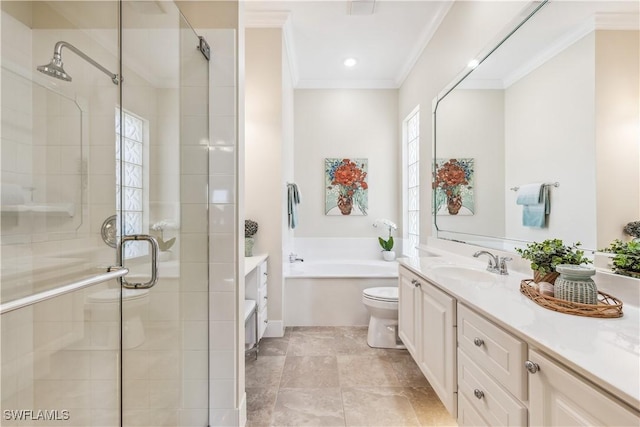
36, 41, 119, 85
36, 53, 72, 82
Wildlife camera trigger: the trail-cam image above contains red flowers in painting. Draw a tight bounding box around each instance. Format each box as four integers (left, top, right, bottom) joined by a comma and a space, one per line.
331, 159, 368, 195
432, 159, 470, 197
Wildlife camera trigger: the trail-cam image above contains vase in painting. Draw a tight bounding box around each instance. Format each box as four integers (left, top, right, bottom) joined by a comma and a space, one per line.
446, 194, 462, 215
337, 194, 353, 215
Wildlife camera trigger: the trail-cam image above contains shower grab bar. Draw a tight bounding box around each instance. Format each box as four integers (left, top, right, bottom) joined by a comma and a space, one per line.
0, 266, 129, 315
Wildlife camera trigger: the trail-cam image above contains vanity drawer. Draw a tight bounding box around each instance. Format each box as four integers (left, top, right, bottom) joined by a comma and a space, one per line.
258, 283, 268, 311
258, 305, 268, 339
259, 262, 268, 287
458, 304, 527, 400
458, 349, 527, 426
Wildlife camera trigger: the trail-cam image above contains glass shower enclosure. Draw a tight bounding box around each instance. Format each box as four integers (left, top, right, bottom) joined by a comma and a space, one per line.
1, 1, 210, 425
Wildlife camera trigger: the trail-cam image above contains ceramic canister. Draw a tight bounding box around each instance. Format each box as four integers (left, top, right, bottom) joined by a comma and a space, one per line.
554, 264, 597, 305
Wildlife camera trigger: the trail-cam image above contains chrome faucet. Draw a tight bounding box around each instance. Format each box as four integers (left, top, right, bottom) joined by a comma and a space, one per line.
473, 250, 511, 275
289, 253, 304, 263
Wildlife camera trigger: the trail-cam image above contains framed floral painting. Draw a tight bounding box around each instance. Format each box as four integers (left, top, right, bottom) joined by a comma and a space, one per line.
325, 158, 368, 215
433, 158, 474, 216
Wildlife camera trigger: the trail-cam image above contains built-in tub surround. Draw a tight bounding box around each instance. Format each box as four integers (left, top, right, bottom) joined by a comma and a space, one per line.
292, 237, 405, 261
402, 245, 640, 413
284, 259, 399, 326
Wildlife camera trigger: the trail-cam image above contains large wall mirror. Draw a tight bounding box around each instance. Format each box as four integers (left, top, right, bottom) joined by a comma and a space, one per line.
433, 0, 639, 254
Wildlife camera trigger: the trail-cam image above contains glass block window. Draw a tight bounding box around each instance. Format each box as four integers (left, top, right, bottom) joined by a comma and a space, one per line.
116, 109, 146, 258
403, 107, 420, 258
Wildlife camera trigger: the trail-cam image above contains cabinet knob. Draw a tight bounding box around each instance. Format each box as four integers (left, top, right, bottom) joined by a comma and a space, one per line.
473, 337, 484, 347
263, 272, 268, 276
525, 360, 540, 374
263, 319, 268, 324
264, 296, 268, 300
473, 389, 484, 399
411, 279, 421, 288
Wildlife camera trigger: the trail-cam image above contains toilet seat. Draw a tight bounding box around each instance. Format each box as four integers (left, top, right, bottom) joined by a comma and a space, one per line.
87, 288, 149, 303
363, 287, 398, 303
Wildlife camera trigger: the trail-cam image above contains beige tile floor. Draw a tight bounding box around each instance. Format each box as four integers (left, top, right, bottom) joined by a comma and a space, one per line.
245, 326, 458, 427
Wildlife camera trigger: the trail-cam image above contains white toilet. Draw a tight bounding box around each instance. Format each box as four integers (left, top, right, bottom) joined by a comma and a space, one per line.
85, 288, 150, 349
362, 287, 406, 349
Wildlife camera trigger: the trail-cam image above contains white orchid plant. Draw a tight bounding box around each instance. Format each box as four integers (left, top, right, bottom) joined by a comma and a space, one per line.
374, 218, 397, 251
150, 220, 178, 251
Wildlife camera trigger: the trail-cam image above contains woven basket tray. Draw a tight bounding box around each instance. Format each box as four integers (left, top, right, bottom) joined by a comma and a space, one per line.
520, 280, 623, 318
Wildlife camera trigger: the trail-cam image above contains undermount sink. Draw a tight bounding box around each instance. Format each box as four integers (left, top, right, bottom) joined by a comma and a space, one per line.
430, 264, 496, 282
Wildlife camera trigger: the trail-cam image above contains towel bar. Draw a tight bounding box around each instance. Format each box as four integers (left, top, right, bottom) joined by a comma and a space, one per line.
510, 182, 559, 192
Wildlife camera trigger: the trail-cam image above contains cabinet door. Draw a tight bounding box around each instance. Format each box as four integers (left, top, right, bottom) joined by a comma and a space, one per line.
419, 280, 457, 416
528, 349, 639, 427
398, 267, 419, 358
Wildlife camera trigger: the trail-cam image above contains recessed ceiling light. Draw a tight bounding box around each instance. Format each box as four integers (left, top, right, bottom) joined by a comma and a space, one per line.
344, 58, 357, 68
468, 59, 480, 69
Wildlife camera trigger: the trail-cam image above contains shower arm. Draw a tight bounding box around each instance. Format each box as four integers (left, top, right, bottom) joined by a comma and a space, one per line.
53, 41, 120, 85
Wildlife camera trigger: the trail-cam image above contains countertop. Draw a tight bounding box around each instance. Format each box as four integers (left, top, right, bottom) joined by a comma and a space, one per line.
245, 254, 268, 276
398, 251, 640, 412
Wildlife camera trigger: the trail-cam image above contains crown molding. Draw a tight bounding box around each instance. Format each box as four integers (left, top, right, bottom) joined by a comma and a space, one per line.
296, 79, 398, 89
395, 1, 454, 88
244, 10, 291, 28
503, 12, 638, 88
595, 13, 640, 30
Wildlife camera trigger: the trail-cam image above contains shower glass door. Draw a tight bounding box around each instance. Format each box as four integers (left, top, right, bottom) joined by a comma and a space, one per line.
1, 1, 209, 426
120, 2, 210, 426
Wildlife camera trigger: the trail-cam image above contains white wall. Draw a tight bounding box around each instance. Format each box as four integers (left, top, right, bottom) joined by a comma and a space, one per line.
293, 89, 399, 240
435, 89, 505, 238
504, 33, 597, 248
245, 27, 294, 337
398, 1, 528, 243
595, 30, 640, 248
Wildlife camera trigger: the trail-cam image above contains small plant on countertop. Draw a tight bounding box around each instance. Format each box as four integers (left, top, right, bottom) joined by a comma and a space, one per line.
623, 221, 640, 239
515, 239, 591, 282
245, 219, 259, 238
601, 239, 640, 278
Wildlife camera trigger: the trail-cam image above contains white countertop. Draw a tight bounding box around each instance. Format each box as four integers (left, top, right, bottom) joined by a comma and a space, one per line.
244, 254, 268, 276
399, 252, 640, 411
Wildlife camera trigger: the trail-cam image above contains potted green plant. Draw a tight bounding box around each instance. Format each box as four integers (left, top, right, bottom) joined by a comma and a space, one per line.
374, 218, 397, 261
245, 219, 258, 257
602, 239, 640, 278
623, 221, 640, 241
515, 239, 591, 283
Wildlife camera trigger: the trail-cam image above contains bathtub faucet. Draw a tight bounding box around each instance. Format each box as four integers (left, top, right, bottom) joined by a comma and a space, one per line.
289, 253, 304, 263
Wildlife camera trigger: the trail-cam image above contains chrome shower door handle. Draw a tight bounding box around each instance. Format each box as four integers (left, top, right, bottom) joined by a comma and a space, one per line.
118, 234, 160, 289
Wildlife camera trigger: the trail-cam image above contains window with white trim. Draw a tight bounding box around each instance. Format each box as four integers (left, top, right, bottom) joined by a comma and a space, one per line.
403, 106, 420, 257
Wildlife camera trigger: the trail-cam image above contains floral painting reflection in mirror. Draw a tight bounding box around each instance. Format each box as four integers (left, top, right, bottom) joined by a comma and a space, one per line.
433, 158, 474, 216
325, 158, 368, 216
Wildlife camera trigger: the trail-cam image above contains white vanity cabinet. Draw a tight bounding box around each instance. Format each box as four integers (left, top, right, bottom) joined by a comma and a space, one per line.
398, 265, 457, 415
256, 260, 268, 339
398, 258, 640, 427
245, 255, 268, 343
457, 304, 528, 426
527, 349, 640, 427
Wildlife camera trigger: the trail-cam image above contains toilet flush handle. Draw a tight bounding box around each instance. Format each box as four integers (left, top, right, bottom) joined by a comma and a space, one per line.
118, 234, 160, 289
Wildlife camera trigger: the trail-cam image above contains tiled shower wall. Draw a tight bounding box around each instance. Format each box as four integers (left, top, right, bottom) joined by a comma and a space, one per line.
200, 28, 241, 425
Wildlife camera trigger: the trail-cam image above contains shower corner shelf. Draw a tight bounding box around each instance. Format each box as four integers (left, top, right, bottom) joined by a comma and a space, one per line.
1, 203, 75, 217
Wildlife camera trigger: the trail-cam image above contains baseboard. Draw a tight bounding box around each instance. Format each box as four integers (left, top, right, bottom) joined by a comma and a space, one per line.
263, 320, 284, 337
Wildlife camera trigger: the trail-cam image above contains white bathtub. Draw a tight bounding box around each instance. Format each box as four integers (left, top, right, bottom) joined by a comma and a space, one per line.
283, 259, 399, 326
284, 259, 398, 278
